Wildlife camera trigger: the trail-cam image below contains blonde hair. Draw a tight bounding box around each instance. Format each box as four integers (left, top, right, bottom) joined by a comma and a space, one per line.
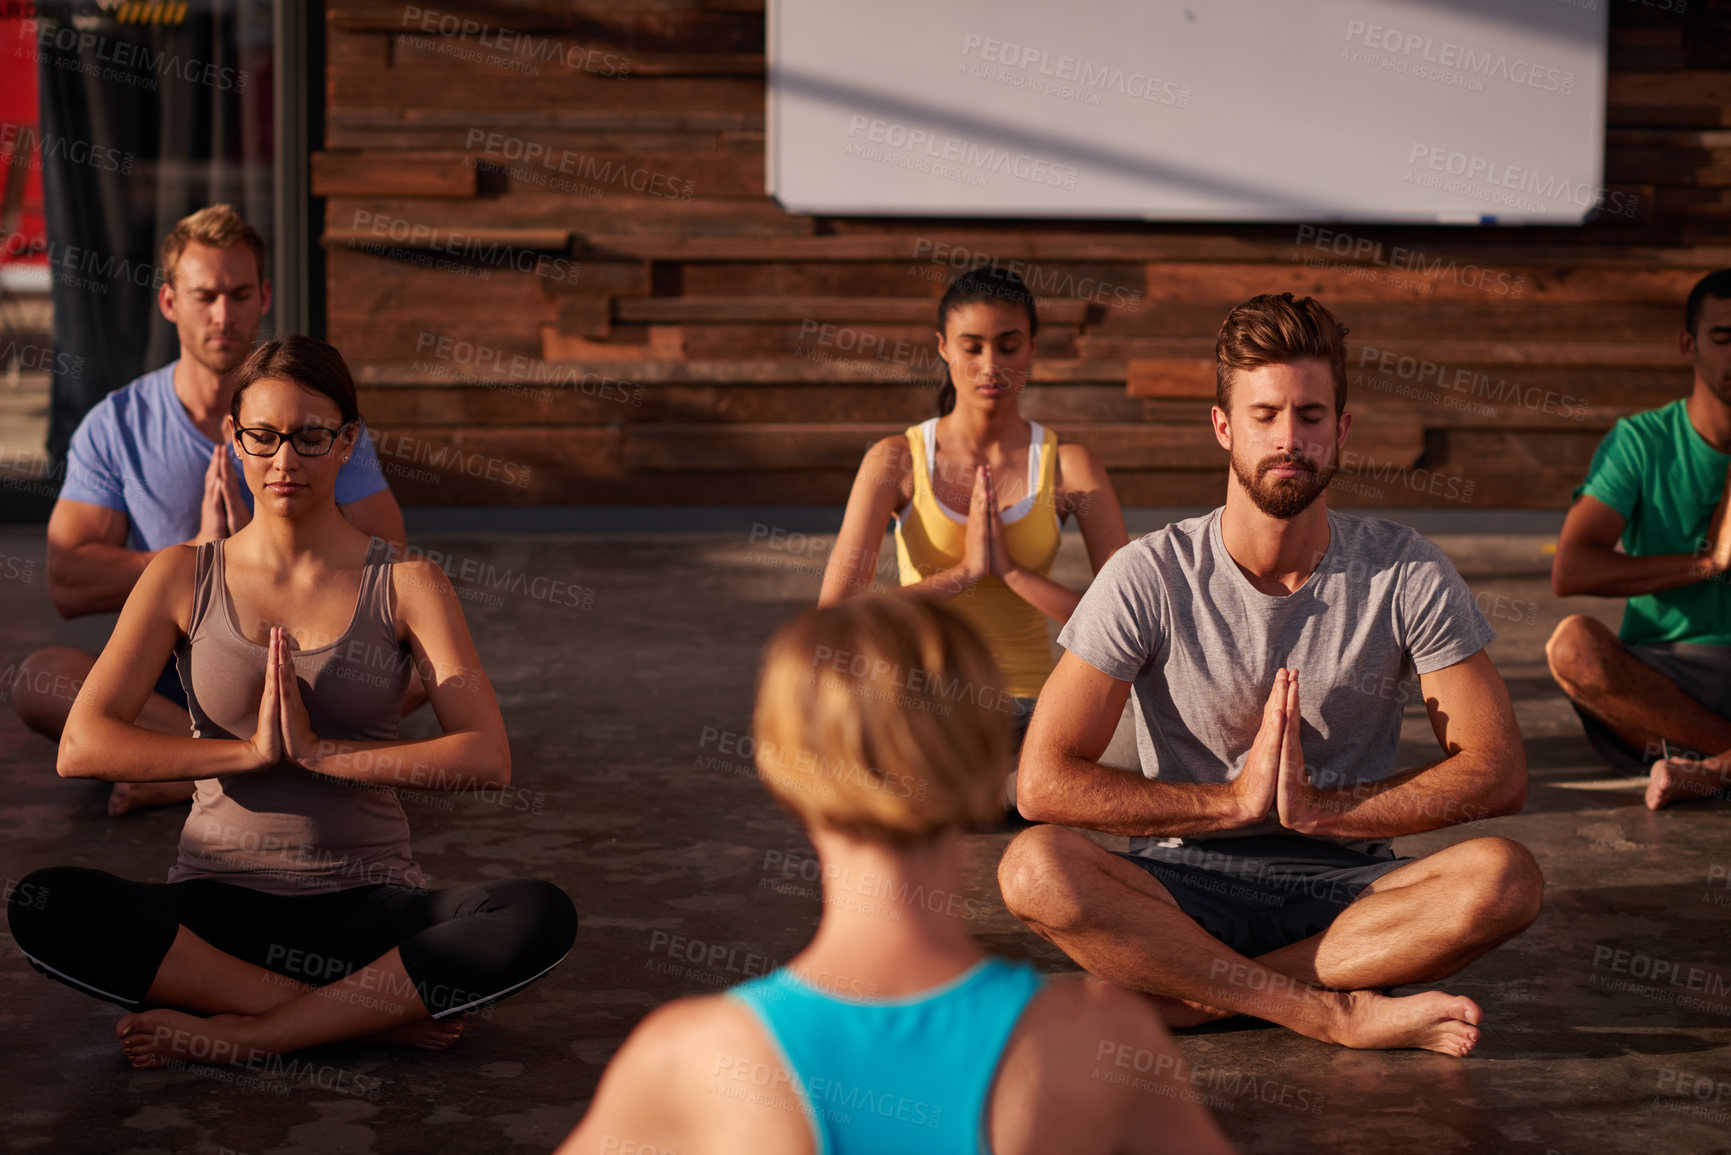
1215, 292, 1349, 414
161, 204, 268, 285
752, 596, 1011, 844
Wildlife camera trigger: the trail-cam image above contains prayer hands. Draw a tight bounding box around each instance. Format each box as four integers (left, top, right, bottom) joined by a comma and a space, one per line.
196, 446, 252, 544
962, 465, 1014, 581
962, 466, 993, 581
981, 464, 1014, 577
1704, 461, 1731, 576
1232, 669, 1326, 833
219, 447, 252, 535
197, 446, 230, 544
247, 626, 321, 771
1230, 669, 1286, 825
247, 621, 284, 767
1272, 670, 1329, 834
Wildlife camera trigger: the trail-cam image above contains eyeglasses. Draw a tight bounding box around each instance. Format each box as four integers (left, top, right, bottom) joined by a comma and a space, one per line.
232, 421, 354, 457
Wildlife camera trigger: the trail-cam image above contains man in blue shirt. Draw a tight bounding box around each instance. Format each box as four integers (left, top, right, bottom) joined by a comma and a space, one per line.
10, 205, 406, 815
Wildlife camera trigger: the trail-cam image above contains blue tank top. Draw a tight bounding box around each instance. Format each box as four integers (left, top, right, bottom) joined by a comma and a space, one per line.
727, 957, 1044, 1155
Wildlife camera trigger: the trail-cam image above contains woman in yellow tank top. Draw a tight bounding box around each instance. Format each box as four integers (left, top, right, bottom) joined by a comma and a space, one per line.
820, 267, 1130, 806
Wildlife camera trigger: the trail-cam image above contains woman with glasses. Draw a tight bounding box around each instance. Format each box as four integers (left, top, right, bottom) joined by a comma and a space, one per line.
6, 336, 577, 1068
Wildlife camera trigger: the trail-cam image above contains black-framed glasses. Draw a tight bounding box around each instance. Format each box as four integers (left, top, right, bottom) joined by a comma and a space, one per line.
232, 422, 354, 458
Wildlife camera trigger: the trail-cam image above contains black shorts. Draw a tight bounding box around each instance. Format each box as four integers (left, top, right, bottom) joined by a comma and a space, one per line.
1573, 641, 1731, 773
1117, 834, 1412, 958
8, 867, 578, 1019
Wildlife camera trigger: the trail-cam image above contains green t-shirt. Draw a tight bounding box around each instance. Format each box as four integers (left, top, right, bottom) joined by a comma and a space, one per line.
1576, 399, 1731, 646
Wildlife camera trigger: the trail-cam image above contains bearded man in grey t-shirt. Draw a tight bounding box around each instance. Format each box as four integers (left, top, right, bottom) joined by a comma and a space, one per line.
998, 292, 1543, 1057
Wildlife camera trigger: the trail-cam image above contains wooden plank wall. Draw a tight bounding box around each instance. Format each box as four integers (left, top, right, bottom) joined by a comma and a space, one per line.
319, 1, 1731, 508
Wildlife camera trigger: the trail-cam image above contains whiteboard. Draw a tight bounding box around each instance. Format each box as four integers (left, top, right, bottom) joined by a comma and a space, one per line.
767, 0, 1610, 224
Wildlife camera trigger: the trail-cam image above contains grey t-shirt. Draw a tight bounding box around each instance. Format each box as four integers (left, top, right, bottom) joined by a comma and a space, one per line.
1057, 508, 1495, 854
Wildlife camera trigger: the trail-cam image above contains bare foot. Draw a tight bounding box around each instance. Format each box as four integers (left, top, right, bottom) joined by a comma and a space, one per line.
361, 1016, 466, 1050
108, 780, 196, 817
1646, 758, 1728, 811
117, 1009, 268, 1069
1330, 989, 1482, 1056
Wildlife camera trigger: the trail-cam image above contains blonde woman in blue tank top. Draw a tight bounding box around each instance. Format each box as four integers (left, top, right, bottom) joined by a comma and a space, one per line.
8, 337, 576, 1069
819, 267, 1130, 797
560, 597, 1233, 1155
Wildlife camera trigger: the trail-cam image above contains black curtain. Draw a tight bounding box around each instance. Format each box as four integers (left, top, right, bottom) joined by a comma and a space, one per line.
37, 0, 273, 468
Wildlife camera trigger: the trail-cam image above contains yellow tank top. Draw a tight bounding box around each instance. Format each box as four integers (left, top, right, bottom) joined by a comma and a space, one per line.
894, 418, 1062, 698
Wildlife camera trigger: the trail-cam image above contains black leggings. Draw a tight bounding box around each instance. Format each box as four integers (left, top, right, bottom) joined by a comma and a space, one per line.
6, 867, 578, 1019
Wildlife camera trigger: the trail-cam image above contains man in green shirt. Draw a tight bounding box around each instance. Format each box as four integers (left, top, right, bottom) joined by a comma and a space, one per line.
1548, 270, 1731, 809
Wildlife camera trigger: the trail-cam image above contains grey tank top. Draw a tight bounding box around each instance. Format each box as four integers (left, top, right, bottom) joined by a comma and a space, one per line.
169, 536, 425, 895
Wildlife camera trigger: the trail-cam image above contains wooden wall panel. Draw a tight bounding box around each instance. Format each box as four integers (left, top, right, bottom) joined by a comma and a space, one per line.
324, 0, 1731, 507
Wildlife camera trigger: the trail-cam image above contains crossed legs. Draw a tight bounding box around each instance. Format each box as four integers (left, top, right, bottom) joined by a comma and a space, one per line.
997, 827, 1543, 1056
8, 868, 578, 1069
1546, 615, 1731, 809
118, 927, 462, 1068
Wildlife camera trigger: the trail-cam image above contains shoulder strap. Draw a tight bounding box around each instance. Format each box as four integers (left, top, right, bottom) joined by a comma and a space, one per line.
905, 421, 934, 500
726, 975, 828, 1149
186, 540, 222, 638
1033, 423, 1059, 499
970, 960, 1048, 1152
356, 537, 396, 631
978, 957, 1046, 1023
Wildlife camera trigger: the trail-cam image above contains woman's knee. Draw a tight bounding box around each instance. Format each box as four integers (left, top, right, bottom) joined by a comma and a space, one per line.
5, 867, 65, 946
472, 877, 578, 970
6, 867, 175, 1007
6, 866, 113, 948
514, 878, 578, 961
404, 878, 577, 1013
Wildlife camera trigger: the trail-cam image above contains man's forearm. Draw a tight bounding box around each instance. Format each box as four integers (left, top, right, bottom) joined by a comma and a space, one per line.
48, 543, 159, 617
1019, 753, 1250, 837
1292, 755, 1523, 840
1553, 544, 1716, 598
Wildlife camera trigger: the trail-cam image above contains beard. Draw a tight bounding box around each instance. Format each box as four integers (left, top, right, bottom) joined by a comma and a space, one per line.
1231, 448, 1337, 519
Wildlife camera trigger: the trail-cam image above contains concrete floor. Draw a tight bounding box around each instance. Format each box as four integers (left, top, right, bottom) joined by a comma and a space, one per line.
1, 522, 1728, 1155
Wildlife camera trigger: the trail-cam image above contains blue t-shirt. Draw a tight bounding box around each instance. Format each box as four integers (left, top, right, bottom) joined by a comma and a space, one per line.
59, 361, 390, 551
